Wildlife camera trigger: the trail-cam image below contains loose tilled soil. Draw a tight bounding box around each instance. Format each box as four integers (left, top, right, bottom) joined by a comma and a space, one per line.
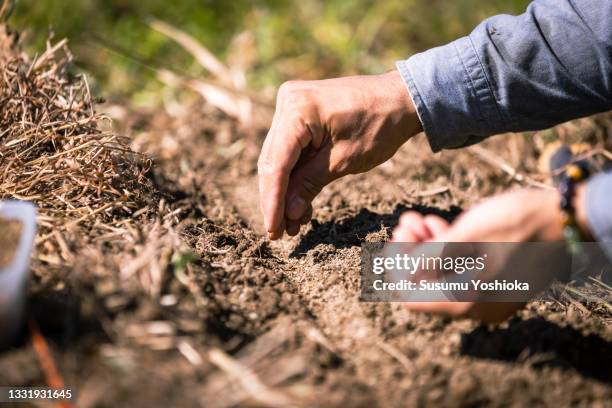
1, 30, 611, 408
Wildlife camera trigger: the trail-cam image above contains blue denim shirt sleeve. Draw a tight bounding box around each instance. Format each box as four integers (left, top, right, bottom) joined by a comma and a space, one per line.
396, 0, 612, 152
586, 173, 612, 259
396, 0, 612, 257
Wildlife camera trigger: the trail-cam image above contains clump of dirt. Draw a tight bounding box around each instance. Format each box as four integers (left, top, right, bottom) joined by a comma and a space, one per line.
0, 217, 22, 268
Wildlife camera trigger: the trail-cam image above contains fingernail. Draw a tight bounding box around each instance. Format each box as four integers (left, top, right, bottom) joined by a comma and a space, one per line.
287, 196, 306, 220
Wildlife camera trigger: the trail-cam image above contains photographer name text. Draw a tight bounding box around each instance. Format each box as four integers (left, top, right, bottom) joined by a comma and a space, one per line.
372, 279, 530, 291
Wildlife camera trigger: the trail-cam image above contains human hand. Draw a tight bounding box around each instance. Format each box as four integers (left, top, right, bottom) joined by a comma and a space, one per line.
394, 186, 590, 244
391, 186, 591, 322
258, 70, 422, 239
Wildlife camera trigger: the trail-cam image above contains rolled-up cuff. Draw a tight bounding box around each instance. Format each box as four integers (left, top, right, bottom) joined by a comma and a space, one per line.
586, 173, 612, 261
396, 36, 505, 152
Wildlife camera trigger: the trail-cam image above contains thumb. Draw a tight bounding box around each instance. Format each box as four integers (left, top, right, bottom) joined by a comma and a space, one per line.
285, 148, 334, 221
423, 215, 451, 240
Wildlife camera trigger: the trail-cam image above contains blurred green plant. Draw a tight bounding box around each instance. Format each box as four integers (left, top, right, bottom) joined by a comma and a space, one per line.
11, 0, 530, 102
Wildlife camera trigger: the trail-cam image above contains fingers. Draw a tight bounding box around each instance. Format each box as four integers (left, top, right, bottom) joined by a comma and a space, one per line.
286, 195, 308, 221
404, 302, 473, 317
282, 202, 313, 237
299, 203, 313, 225
257, 134, 301, 238
391, 212, 452, 242
404, 301, 523, 323
391, 225, 421, 242
392, 212, 431, 242
423, 215, 451, 239
286, 219, 301, 236
284, 145, 333, 222
257, 92, 315, 240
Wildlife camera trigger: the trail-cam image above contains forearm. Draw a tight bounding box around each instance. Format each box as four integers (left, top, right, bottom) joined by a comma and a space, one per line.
397, 0, 612, 152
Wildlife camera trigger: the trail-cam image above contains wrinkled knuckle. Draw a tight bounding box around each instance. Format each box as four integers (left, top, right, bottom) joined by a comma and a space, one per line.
278, 80, 299, 98
278, 81, 311, 110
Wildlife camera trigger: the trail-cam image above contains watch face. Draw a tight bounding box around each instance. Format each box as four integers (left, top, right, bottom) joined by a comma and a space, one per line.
0, 217, 23, 270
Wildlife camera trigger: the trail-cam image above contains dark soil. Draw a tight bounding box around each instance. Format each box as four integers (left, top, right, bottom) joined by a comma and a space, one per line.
0, 105, 610, 407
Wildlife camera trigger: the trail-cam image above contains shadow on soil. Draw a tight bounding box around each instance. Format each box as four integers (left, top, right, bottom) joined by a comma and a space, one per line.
461, 316, 612, 383
290, 203, 462, 257
25, 289, 110, 347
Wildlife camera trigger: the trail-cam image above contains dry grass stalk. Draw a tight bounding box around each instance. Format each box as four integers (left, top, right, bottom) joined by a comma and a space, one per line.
468, 145, 553, 190
0, 26, 152, 227
0, 28, 155, 231
207, 348, 300, 408
149, 18, 234, 86
0, 25, 190, 301
147, 19, 273, 128
376, 340, 412, 373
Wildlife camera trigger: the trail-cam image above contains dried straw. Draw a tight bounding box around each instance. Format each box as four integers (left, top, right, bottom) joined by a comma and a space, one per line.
0, 27, 155, 230
0, 24, 172, 296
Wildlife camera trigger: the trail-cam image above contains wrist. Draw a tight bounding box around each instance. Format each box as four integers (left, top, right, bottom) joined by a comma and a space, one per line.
381, 70, 423, 139
573, 183, 593, 240
533, 189, 566, 241
536, 183, 592, 242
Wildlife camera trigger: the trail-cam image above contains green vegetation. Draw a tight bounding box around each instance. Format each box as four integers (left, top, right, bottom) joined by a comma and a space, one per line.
12, 0, 530, 101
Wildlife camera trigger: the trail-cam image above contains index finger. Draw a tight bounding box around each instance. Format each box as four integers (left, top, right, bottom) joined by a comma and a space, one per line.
258, 113, 311, 239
